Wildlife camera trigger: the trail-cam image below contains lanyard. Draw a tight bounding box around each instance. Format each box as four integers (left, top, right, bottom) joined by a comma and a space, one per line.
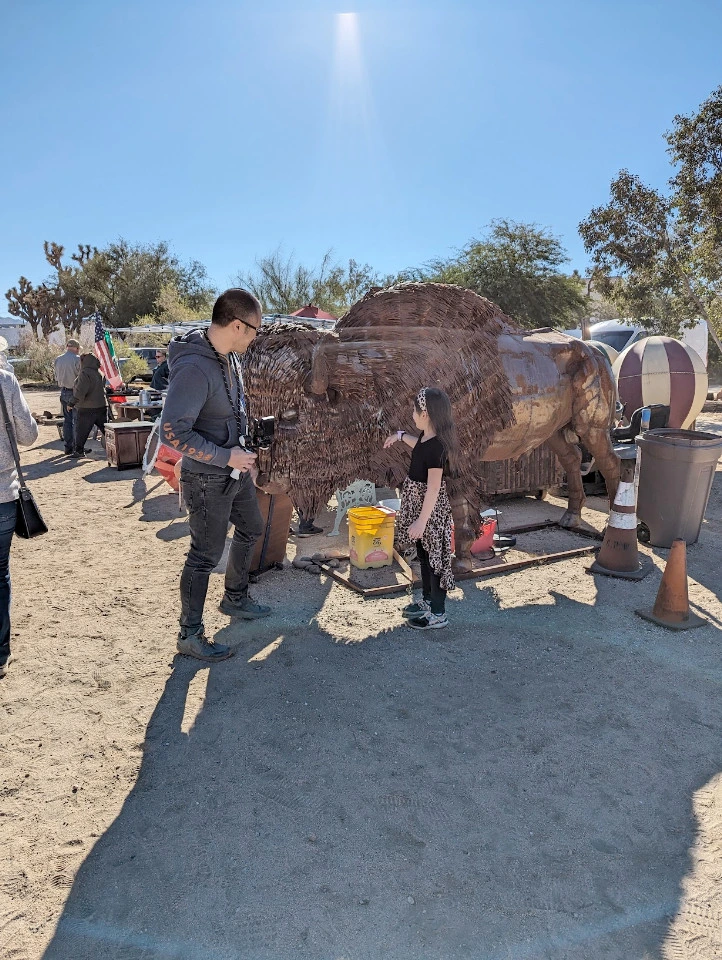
203, 331, 246, 442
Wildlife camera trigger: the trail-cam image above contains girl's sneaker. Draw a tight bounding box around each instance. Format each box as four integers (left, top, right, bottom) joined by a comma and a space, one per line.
408, 612, 448, 630
402, 598, 431, 619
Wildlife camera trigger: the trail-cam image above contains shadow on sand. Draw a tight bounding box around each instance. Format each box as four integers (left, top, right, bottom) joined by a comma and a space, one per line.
42, 561, 722, 959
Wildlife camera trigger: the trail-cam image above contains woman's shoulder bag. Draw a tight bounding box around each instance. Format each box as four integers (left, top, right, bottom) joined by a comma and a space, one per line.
0, 384, 48, 538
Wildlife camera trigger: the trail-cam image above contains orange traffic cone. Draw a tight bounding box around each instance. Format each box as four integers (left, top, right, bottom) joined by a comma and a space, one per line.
588, 478, 651, 580
636, 539, 706, 630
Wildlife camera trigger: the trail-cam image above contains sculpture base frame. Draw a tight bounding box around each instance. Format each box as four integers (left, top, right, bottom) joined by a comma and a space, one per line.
317, 520, 604, 598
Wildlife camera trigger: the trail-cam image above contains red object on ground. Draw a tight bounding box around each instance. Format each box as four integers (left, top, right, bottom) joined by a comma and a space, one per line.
290, 304, 337, 321
470, 518, 498, 558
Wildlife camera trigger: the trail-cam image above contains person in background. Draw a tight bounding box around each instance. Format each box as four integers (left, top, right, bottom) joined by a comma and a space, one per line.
71, 353, 107, 459
297, 510, 323, 537
151, 348, 169, 391
0, 366, 39, 678
54, 338, 81, 455
0, 336, 10, 371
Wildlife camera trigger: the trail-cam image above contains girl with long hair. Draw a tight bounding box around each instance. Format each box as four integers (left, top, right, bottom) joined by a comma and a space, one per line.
383, 387, 459, 630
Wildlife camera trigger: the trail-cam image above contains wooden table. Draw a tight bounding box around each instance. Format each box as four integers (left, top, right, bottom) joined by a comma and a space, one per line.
112, 402, 163, 422
105, 421, 154, 469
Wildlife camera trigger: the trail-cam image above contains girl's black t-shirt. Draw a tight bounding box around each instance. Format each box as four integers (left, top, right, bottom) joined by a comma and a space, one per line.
408, 433, 447, 482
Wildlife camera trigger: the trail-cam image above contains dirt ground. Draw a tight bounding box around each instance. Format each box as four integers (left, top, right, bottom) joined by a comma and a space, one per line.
2, 390, 722, 960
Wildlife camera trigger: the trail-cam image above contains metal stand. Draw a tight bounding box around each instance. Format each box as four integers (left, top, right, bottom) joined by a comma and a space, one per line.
317, 520, 604, 598
328, 479, 378, 536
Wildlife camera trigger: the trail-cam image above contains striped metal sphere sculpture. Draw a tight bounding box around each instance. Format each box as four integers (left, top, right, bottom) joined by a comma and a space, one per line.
612, 336, 708, 429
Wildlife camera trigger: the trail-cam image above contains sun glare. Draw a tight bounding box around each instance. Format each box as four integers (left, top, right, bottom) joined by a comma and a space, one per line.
330, 11, 373, 137
316, 11, 389, 207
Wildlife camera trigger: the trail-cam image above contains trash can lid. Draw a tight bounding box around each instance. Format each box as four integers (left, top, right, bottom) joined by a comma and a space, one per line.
639, 428, 722, 448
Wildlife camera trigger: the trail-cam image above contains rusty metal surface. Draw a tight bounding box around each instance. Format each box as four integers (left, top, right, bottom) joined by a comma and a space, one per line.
242, 283, 621, 559
453, 545, 598, 583
478, 444, 563, 497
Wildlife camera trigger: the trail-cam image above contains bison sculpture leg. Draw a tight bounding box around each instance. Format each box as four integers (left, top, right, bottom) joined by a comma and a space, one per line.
548, 425, 621, 529
450, 493, 481, 571
578, 425, 620, 509
546, 430, 585, 528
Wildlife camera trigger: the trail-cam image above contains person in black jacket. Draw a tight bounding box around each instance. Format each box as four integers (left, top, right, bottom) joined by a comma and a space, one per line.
163, 289, 270, 662
150, 349, 169, 390
71, 354, 107, 459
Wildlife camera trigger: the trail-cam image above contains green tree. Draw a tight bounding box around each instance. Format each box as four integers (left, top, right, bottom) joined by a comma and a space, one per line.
147, 282, 213, 325
75, 239, 216, 328
412, 220, 587, 330
579, 85, 722, 352
5, 276, 60, 339
43, 241, 98, 337
237, 248, 384, 317
7, 239, 216, 336
118, 352, 150, 382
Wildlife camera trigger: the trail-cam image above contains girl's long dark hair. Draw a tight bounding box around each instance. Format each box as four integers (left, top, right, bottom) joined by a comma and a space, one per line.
416, 387, 460, 479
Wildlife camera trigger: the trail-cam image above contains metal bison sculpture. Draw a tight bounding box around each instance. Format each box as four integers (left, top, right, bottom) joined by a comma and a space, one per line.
242, 283, 620, 568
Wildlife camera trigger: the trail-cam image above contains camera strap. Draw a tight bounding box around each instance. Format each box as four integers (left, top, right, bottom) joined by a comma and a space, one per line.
203, 330, 275, 486
203, 331, 247, 446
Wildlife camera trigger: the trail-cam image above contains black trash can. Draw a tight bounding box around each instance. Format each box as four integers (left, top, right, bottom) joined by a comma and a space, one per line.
636, 429, 722, 547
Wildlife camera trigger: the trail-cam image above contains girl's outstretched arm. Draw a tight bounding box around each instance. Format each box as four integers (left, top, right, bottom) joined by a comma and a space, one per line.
383, 431, 418, 449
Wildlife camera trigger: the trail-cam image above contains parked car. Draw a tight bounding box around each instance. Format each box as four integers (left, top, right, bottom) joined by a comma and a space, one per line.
129, 346, 163, 370
115, 346, 167, 382
565, 319, 709, 366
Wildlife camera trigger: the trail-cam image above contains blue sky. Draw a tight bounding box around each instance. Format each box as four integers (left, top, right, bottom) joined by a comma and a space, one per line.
2, 0, 721, 305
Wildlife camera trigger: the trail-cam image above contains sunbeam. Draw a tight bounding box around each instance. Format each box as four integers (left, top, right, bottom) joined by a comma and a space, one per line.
318, 10, 389, 205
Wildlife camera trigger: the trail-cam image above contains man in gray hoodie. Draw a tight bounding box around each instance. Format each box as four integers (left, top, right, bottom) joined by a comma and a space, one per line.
163, 288, 269, 662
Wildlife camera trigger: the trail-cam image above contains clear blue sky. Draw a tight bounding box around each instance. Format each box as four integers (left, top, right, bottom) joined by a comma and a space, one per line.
2, 0, 721, 305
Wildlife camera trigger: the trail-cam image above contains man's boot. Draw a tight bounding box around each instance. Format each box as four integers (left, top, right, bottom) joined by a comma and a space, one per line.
219, 594, 271, 619
297, 518, 323, 537
176, 627, 234, 662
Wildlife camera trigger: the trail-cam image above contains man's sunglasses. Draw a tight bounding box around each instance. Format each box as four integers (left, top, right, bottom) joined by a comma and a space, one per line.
234, 316, 260, 333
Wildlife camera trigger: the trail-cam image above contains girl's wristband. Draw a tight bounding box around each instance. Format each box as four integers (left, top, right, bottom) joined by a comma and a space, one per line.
397, 430, 405, 442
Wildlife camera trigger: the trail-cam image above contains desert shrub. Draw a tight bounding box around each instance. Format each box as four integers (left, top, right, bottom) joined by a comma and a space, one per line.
13, 333, 63, 383
122, 329, 172, 348
118, 353, 150, 382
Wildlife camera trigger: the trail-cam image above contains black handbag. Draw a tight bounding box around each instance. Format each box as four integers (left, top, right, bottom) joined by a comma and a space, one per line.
0, 384, 48, 539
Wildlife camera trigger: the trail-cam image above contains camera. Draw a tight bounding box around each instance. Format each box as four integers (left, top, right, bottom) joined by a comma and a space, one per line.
243, 416, 275, 452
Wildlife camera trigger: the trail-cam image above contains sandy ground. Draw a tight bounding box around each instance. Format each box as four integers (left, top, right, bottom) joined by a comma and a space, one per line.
2, 390, 722, 960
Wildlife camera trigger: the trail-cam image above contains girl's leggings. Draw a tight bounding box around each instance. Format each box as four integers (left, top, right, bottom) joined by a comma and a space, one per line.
416, 541, 446, 615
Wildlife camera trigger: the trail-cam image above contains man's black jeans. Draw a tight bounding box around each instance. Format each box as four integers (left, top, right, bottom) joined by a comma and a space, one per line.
74, 407, 106, 455
416, 540, 446, 615
60, 387, 76, 453
179, 470, 264, 633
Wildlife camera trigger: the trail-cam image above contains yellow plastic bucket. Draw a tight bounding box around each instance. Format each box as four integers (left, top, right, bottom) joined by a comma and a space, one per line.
348, 506, 395, 569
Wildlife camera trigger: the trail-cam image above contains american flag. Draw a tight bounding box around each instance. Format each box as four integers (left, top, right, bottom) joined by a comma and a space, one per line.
93, 314, 123, 390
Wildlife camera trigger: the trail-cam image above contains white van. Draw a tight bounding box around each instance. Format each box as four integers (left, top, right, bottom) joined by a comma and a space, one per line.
566, 318, 709, 366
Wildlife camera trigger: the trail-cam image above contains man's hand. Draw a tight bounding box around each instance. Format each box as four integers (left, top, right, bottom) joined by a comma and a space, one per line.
227, 447, 257, 472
